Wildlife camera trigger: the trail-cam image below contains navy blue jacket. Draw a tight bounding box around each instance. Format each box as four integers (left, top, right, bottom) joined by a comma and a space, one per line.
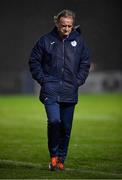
29, 26, 90, 103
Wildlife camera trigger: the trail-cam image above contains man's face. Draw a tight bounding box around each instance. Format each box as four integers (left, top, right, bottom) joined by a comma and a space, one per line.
56, 17, 73, 38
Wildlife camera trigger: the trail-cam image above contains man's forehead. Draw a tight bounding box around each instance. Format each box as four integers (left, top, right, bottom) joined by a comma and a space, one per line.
59, 17, 73, 24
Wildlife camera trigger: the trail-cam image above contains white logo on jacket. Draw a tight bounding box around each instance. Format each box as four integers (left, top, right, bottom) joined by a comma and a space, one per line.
71, 40, 77, 47
50, 41, 55, 45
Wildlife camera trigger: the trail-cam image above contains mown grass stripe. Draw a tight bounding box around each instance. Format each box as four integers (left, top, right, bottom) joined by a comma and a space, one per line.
0, 159, 121, 177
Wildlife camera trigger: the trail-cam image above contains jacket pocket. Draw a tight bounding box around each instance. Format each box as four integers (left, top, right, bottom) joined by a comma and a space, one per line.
73, 75, 79, 88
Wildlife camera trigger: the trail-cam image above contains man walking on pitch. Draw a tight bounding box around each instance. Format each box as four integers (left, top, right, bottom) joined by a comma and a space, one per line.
29, 9, 90, 171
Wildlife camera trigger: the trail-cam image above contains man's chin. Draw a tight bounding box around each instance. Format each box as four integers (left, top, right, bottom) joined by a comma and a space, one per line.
64, 33, 69, 36
59, 32, 70, 39
62, 33, 70, 37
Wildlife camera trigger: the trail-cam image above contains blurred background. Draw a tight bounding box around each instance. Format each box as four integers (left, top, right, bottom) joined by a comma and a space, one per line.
0, 0, 122, 95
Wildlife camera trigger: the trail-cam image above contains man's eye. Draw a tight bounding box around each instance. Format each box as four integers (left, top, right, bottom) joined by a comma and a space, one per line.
62, 25, 72, 28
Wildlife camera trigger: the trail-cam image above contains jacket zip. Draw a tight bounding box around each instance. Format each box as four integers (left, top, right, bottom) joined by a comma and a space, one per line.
58, 39, 65, 101
61, 39, 65, 83
62, 39, 65, 73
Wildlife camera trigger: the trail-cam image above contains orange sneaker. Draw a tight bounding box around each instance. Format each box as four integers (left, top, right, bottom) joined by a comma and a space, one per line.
49, 156, 58, 171
57, 162, 64, 170
57, 158, 64, 170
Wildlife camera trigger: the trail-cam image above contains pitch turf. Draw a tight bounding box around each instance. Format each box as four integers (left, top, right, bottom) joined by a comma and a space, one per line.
0, 94, 122, 179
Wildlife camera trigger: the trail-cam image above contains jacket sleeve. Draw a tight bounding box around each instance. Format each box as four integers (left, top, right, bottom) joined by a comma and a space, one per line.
76, 39, 91, 86
28, 38, 45, 85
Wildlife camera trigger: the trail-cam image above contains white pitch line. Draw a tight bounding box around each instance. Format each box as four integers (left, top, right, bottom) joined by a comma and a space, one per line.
0, 159, 42, 169
0, 159, 122, 177
66, 167, 122, 177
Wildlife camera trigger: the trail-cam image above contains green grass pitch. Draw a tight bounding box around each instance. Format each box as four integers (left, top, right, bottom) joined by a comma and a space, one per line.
0, 94, 122, 179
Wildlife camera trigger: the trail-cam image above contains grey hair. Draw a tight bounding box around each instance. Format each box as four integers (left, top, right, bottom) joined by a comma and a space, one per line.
54, 9, 75, 24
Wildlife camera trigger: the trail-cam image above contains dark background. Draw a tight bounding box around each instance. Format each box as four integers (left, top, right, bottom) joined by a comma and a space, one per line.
0, 0, 122, 93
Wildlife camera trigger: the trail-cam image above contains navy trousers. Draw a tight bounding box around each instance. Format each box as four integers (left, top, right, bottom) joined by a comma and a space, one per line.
44, 98, 75, 163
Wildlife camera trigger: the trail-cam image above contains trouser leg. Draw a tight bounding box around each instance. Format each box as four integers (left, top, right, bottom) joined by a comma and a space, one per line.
58, 103, 75, 163
44, 99, 60, 157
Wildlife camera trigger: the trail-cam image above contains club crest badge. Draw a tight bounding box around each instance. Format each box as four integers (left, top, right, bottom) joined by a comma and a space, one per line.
71, 40, 77, 47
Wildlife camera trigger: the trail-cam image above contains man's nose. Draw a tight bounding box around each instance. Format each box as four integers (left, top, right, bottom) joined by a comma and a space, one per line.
65, 26, 69, 31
